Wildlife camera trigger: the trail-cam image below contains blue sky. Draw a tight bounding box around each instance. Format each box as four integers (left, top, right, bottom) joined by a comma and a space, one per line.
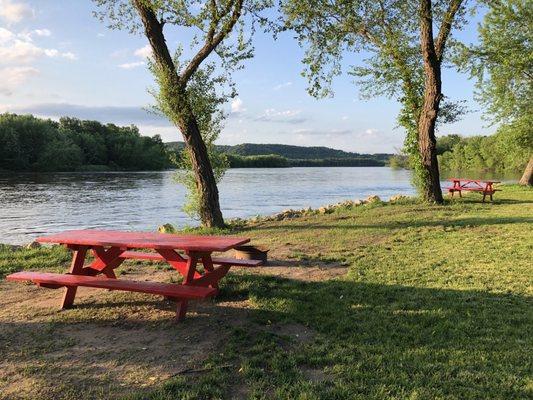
0, 0, 493, 153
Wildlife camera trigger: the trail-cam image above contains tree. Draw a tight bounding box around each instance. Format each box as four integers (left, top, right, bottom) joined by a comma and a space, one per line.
94, 0, 270, 227
282, 0, 470, 202
456, 0, 532, 185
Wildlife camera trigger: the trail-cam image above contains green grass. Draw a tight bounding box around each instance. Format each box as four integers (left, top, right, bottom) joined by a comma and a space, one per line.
2, 185, 532, 399
0, 244, 71, 278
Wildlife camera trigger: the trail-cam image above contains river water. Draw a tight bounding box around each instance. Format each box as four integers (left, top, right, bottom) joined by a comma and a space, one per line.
0, 167, 517, 244
0, 167, 416, 244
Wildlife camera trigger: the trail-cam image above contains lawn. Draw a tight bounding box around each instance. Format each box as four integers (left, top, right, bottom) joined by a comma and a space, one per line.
0, 185, 532, 399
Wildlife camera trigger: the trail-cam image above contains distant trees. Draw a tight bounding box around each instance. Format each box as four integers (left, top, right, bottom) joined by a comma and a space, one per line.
438, 128, 532, 174
456, 0, 532, 185
0, 114, 169, 172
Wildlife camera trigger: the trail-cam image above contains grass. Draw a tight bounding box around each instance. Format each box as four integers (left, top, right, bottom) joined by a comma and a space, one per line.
1, 185, 532, 399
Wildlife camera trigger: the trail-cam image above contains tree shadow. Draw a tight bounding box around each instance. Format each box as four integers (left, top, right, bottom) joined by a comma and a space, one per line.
1, 273, 530, 399
250, 216, 533, 232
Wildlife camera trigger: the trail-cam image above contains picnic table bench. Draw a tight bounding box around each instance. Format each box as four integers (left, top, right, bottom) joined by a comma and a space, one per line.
445, 178, 501, 202
6, 229, 261, 321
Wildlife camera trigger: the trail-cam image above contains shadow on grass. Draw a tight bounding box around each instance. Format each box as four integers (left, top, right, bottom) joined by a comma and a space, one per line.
250, 216, 533, 232
2, 273, 530, 399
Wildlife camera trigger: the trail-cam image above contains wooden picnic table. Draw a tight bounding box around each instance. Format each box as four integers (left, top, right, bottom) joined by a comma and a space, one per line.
6, 229, 261, 321
445, 178, 501, 202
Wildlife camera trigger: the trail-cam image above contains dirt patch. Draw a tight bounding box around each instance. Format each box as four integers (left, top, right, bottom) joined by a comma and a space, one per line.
267, 322, 316, 344
0, 265, 252, 400
0, 250, 342, 399
300, 366, 330, 383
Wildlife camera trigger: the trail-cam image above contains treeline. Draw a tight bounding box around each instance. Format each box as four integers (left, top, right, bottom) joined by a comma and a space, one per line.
388, 123, 532, 175
438, 124, 532, 173
225, 154, 385, 168
226, 154, 289, 168
0, 114, 170, 172
168, 141, 391, 161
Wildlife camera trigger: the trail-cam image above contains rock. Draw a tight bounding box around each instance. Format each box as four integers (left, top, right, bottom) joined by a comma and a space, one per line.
353, 200, 363, 206
158, 223, 177, 234
318, 206, 333, 214
389, 194, 408, 202
25, 241, 41, 249
365, 195, 381, 204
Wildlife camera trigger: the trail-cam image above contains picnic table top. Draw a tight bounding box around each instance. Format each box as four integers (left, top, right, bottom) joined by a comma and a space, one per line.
36, 229, 250, 252
447, 178, 501, 183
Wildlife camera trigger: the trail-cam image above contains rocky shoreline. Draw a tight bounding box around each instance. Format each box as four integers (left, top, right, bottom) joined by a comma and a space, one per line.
225, 193, 410, 225
2, 194, 411, 248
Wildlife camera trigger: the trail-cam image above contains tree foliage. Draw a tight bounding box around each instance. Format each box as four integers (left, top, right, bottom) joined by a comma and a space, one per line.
455, 0, 532, 183
438, 121, 533, 173
282, 0, 470, 201
94, 0, 271, 226
456, 0, 532, 123
0, 113, 169, 172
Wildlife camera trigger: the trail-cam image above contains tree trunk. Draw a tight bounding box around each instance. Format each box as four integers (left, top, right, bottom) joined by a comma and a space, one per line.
134, 0, 225, 227
519, 157, 533, 186
418, 0, 444, 203
177, 108, 225, 227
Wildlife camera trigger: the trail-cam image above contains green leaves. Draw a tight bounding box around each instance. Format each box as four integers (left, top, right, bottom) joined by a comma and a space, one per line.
456, 0, 533, 124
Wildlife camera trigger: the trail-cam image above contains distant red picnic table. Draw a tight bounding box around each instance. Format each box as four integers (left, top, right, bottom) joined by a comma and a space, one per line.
445, 178, 501, 202
6, 229, 261, 321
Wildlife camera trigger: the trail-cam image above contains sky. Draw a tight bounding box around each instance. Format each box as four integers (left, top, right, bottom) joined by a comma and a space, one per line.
0, 0, 494, 153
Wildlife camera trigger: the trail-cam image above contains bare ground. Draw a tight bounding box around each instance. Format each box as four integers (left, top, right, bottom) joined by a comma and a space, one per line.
0, 256, 344, 400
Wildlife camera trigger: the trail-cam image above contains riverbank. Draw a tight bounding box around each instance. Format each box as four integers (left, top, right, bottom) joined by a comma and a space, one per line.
0, 185, 531, 399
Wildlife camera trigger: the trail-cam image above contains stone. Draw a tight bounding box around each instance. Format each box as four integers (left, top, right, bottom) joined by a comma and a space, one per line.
25, 241, 41, 249
158, 223, 177, 234
365, 195, 381, 203
389, 194, 408, 202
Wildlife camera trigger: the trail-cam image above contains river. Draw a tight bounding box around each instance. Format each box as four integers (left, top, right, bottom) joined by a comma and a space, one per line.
0, 167, 517, 244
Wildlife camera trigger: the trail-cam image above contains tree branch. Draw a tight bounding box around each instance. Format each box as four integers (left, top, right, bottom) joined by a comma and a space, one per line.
180, 0, 243, 83
132, 0, 176, 75
435, 0, 464, 61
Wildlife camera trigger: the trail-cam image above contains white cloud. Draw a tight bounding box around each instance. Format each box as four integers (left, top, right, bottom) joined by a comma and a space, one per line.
0, 39, 77, 63
255, 108, 306, 124
273, 81, 293, 91
61, 52, 77, 60
231, 97, 245, 113
134, 44, 152, 59
0, 27, 14, 43
97, 33, 105, 38
0, 26, 76, 96
32, 28, 51, 37
341, 115, 349, 121
292, 128, 352, 136
0, 0, 34, 24
364, 128, 379, 136
0, 66, 38, 94
118, 61, 145, 69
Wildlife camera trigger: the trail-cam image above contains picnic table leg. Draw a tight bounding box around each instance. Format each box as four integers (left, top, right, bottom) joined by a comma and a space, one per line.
175, 254, 200, 321
87, 246, 126, 278
61, 246, 88, 309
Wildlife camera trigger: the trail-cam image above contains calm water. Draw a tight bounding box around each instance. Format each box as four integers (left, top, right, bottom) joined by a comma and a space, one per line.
0, 167, 417, 244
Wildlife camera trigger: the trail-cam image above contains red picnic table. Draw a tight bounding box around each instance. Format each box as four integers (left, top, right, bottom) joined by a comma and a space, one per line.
6, 229, 260, 321
445, 178, 501, 202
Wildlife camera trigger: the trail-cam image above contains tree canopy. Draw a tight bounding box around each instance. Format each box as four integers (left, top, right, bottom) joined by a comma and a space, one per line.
0, 113, 169, 172
282, 0, 470, 202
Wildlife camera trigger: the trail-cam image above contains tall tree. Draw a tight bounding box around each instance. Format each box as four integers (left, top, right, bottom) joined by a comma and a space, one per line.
283, 0, 470, 202
94, 0, 269, 227
457, 0, 532, 185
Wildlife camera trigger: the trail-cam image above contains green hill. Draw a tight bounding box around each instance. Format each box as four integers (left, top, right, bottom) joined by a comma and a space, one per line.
166, 142, 391, 167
